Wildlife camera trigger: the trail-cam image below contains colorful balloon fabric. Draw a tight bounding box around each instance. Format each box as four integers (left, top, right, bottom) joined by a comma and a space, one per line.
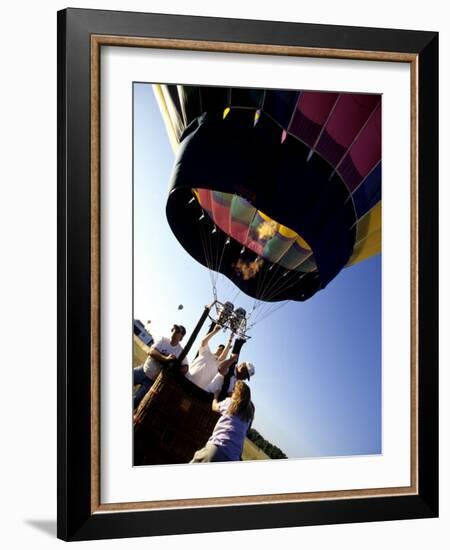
156, 85, 381, 302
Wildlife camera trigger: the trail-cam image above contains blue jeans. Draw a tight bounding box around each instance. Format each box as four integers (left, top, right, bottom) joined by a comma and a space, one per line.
133, 366, 154, 409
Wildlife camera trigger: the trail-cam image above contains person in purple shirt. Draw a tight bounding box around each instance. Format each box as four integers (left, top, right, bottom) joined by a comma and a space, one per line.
190, 380, 255, 462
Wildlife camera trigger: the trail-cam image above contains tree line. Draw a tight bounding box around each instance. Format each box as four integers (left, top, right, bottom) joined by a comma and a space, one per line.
247, 428, 287, 459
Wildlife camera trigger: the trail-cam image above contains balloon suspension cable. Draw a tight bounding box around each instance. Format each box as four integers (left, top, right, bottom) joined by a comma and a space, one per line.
257, 248, 313, 304
249, 268, 309, 327
198, 205, 236, 306
248, 262, 286, 327
249, 271, 302, 327
195, 196, 312, 331
247, 299, 292, 330
213, 234, 229, 294
197, 209, 217, 300
254, 271, 306, 324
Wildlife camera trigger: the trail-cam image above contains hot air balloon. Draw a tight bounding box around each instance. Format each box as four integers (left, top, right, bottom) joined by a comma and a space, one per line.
156, 85, 381, 305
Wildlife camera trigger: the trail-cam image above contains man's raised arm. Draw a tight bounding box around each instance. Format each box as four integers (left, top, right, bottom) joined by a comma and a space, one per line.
200, 323, 221, 348
218, 332, 234, 361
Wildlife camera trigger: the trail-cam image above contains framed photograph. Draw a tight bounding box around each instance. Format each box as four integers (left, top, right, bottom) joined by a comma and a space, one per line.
57, 8, 438, 541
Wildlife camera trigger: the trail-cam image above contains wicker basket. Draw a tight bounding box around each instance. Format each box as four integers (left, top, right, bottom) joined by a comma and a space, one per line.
133, 369, 220, 466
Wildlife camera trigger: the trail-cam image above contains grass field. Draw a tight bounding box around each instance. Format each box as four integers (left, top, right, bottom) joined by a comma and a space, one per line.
242, 436, 270, 460
133, 335, 148, 367
133, 336, 270, 461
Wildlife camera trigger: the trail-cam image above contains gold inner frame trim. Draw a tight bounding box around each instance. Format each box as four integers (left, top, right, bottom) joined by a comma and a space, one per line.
90, 34, 419, 514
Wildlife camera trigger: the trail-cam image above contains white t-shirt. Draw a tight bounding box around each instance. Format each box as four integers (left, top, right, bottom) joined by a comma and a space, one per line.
185, 343, 220, 390
206, 368, 237, 395
142, 336, 188, 380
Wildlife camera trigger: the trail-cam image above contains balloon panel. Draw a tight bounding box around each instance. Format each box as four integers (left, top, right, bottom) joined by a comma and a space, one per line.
290, 92, 339, 147
352, 163, 381, 219
320, 94, 379, 148
337, 104, 382, 192
177, 85, 202, 126
347, 202, 381, 266
194, 188, 318, 273
263, 90, 300, 128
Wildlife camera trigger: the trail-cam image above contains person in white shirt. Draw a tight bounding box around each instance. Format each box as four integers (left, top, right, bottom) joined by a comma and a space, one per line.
133, 324, 188, 409
185, 323, 234, 391
206, 357, 255, 398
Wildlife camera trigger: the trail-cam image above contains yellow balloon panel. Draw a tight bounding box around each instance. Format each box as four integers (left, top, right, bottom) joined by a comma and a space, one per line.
347, 201, 381, 266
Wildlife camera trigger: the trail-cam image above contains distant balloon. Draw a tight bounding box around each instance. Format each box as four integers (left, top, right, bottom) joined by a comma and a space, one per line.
178, 304, 184, 310
158, 85, 381, 303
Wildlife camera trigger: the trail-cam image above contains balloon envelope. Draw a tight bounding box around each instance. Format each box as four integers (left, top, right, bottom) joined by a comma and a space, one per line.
157, 85, 381, 302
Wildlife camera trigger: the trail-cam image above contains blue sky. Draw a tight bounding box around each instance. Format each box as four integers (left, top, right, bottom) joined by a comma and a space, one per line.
133, 83, 381, 459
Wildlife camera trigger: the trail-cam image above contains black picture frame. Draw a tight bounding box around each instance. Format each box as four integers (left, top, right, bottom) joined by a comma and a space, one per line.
57, 7, 438, 541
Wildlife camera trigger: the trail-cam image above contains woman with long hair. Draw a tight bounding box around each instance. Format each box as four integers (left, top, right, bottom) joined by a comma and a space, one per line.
190, 380, 255, 463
